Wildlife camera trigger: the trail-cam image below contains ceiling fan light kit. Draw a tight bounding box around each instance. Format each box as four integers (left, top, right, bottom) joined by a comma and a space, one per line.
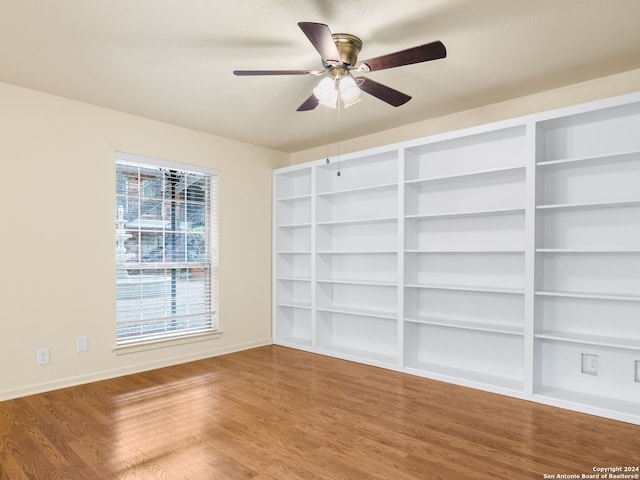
313, 71, 362, 108
233, 22, 447, 111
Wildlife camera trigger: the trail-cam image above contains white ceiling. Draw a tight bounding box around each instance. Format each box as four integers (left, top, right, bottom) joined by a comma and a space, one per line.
1, 0, 639, 153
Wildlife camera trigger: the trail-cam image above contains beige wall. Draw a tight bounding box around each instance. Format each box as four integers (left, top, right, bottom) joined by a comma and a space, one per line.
2, 68, 639, 400
290, 68, 640, 165
0, 82, 288, 400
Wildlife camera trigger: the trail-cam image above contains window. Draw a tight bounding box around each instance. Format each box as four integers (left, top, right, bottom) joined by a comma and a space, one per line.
115, 153, 218, 346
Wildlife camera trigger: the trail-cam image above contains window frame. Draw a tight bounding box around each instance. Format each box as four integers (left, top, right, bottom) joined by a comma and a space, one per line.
114, 152, 220, 352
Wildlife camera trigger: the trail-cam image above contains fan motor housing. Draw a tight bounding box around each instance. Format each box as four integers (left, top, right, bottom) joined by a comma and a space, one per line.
331, 33, 363, 66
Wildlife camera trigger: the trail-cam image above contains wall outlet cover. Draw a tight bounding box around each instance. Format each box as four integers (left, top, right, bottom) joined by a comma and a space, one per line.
37, 348, 50, 366
635, 361, 640, 383
581, 353, 598, 375
77, 336, 88, 352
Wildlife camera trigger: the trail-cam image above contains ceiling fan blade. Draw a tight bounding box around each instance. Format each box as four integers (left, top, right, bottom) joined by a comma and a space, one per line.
358, 77, 411, 107
298, 22, 342, 65
296, 94, 319, 111
233, 70, 316, 76
358, 41, 446, 72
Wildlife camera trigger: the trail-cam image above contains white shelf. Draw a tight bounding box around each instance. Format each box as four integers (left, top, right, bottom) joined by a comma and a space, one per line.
316, 216, 397, 226
317, 250, 397, 255
406, 283, 524, 295
276, 222, 312, 228
406, 249, 524, 254
317, 278, 397, 287
405, 362, 523, 392
535, 290, 640, 302
406, 316, 523, 336
317, 345, 397, 367
535, 331, 640, 350
276, 193, 312, 202
277, 301, 312, 310
317, 305, 397, 320
536, 150, 640, 168
406, 165, 525, 186
275, 336, 313, 349
536, 248, 640, 254
317, 181, 398, 197
406, 207, 525, 219
534, 387, 640, 418
276, 276, 312, 282
276, 250, 312, 255
536, 199, 640, 211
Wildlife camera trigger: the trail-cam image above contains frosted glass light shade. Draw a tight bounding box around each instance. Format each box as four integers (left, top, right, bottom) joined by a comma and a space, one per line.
339, 76, 361, 107
313, 77, 338, 108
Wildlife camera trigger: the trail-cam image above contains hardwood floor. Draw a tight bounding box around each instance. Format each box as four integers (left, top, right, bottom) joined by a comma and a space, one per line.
1, 346, 638, 479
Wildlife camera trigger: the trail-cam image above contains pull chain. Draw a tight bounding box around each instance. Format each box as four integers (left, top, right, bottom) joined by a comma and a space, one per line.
336, 98, 341, 176
325, 101, 330, 164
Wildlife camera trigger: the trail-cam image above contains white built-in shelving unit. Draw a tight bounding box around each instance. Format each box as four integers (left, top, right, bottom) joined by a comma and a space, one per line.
273, 168, 314, 349
273, 91, 640, 424
403, 125, 528, 393
532, 99, 640, 421
314, 151, 400, 367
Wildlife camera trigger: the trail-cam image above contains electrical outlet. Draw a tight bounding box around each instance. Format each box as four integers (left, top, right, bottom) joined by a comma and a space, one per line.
37, 348, 50, 366
581, 353, 598, 375
635, 361, 640, 383
77, 336, 88, 353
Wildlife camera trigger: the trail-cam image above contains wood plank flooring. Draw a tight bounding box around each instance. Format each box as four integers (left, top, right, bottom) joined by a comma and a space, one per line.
1, 345, 639, 479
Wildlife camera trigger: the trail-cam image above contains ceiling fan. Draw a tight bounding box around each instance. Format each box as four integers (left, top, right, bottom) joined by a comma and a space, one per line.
233, 22, 446, 111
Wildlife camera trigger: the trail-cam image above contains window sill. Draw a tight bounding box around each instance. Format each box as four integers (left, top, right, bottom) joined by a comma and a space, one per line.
113, 330, 224, 355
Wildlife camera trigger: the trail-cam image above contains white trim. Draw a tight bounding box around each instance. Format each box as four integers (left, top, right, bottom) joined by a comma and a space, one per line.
116, 151, 217, 176
113, 330, 224, 355
0, 339, 271, 402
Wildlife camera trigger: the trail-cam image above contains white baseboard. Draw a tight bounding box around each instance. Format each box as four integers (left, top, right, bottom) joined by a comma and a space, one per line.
0, 338, 272, 402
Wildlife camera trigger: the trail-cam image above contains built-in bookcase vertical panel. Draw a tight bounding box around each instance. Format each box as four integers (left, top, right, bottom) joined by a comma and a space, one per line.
533, 97, 640, 423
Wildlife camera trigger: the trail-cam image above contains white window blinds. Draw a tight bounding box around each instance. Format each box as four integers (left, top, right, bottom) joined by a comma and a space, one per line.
115, 154, 218, 345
